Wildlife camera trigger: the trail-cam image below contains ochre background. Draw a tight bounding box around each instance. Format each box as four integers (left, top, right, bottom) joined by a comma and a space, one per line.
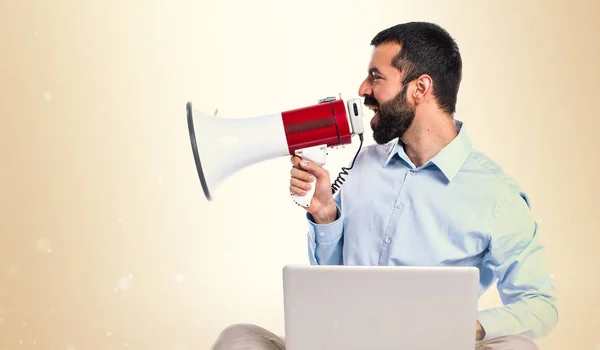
1, 0, 598, 348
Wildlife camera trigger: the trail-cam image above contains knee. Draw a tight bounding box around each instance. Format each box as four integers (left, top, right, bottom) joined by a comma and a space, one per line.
482, 335, 538, 350
506, 335, 538, 350
518, 337, 539, 350
211, 323, 281, 350
219, 323, 258, 337
212, 323, 255, 349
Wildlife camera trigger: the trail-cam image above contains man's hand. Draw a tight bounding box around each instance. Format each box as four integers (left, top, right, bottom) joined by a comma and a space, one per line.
289, 156, 337, 223
476, 321, 486, 341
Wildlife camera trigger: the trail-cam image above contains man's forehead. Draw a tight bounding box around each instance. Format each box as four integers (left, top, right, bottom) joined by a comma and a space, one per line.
368, 42, 402, 72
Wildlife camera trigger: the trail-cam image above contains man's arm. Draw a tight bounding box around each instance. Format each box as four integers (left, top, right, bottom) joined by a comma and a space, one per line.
306, 194, 344, 265
477, 190, 558, 341
290, 155, 346, 265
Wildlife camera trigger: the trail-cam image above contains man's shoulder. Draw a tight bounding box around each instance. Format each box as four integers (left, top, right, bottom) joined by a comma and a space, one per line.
465, 148, 531, 209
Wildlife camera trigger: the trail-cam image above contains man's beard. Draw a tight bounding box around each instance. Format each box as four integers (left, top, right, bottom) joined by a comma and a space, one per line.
365, 85, 415, 145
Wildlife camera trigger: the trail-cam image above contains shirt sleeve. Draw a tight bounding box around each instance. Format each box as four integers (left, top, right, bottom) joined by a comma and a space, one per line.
306, 193, 344, 265
477, 190, 559, 341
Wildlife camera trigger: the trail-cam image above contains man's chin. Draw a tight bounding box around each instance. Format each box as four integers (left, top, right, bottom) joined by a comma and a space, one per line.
372, 124, 404, 145
370, 120, 388, 145
372, 130, 394, 145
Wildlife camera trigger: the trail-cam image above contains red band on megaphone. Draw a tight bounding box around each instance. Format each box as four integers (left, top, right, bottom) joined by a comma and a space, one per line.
281, 99, 352, 154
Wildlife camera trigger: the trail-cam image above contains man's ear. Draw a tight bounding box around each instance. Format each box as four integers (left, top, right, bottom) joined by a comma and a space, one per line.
413, 74, 433, 103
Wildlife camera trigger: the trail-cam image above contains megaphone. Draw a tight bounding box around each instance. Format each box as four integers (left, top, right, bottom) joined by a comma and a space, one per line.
186, 96, 365, 207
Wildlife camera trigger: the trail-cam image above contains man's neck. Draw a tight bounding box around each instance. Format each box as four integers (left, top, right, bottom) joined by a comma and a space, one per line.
400, 113, 458, 168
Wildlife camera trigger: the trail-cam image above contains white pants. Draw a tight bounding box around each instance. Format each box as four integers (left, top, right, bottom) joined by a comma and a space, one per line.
211, 323, 538, 350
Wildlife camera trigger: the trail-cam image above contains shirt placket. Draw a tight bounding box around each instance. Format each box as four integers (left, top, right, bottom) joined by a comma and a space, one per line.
378, 169, 415, 265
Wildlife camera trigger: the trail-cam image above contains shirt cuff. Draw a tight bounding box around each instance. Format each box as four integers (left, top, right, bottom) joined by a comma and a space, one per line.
307, 204, 343, 244
477, 308, 503, 342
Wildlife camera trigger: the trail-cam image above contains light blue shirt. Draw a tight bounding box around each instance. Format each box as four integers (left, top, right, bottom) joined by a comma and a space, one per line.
306, 120, 558, 341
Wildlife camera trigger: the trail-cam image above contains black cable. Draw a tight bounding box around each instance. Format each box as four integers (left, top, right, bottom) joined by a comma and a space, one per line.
331, 133, 364, 195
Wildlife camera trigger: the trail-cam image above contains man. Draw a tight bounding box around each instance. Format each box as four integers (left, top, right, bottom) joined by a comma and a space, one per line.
212, 22, 558, 350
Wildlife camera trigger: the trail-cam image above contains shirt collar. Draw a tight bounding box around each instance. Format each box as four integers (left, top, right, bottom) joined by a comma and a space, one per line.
383, 119, 472, 182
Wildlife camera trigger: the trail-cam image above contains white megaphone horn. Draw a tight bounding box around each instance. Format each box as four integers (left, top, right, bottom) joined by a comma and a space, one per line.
186, 96, 365, 207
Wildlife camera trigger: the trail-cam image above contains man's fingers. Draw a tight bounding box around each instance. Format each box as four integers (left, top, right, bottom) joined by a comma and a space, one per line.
290, 155, 302, 168
298, 159, 328, 181
289, 184, 308, 196
290, 167, 316, 183
290, 177, 312, 191
290, 155, 314, 170
289, 155, 328, 182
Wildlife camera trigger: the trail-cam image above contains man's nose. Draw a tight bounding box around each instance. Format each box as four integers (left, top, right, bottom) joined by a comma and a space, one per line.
358, 78, 372, 97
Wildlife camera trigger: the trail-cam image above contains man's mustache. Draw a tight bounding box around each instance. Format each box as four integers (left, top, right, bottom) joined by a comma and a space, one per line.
364, 95, 378, 108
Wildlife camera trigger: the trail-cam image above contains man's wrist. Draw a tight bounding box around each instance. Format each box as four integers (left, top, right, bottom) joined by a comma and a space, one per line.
312, 203, 338, 224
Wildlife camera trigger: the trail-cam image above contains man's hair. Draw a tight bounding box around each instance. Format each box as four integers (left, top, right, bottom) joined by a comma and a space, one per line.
370, 22, 462, 115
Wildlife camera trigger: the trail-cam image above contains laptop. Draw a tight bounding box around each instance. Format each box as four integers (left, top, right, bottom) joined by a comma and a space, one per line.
282, 264, 480, 350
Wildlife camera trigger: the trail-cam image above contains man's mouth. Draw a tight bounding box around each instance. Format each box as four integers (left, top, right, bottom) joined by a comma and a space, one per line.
367, 105, 380, 127
366, 105, 379, 115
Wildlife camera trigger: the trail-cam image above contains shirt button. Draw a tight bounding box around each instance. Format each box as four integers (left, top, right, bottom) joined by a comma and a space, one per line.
319, 232, 325, 237
395, 202, 403, 209
384, 238, 391, 244
409, 170, 416, 175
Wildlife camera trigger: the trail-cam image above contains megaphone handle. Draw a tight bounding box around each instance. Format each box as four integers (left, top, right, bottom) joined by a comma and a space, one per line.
292, 144, 328, 207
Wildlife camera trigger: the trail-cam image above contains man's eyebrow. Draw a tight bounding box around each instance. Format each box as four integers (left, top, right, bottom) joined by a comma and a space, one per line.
368, 67, 383, 75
